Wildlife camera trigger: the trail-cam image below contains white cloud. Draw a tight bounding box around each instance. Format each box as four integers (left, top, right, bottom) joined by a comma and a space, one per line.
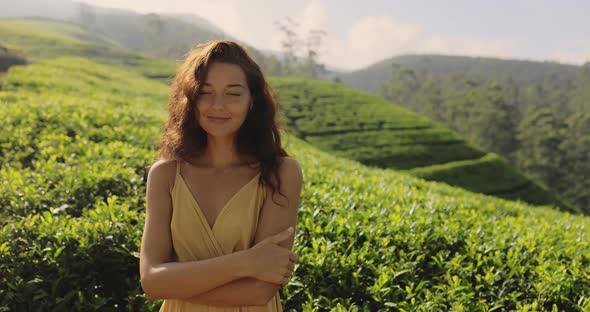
270, 0, 329, 58
321, 15, 516, 71
339, 16, 422, 69
300, 0, 327, 31
546, 47, 590, 65
175, 0, 247, 43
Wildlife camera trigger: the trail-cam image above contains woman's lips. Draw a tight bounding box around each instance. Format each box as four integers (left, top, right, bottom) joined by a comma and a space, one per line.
208, 116, 231, 123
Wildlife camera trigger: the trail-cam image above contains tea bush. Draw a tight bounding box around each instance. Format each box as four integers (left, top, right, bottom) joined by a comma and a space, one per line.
1, 58, 589, 311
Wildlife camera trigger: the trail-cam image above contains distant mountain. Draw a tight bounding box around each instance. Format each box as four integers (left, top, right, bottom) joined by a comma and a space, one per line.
0, 0, 233, 61
328, 54, 582, 93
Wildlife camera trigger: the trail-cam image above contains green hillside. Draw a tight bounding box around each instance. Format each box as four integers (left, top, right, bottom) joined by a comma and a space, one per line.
332, 54, 580, 93
0, 17, 176, 82
271, 78, 576, 213
1, 58, 589, 311
71, 9, 228, 60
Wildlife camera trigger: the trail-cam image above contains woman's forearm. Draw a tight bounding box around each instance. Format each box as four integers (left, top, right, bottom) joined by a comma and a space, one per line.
185, 277, 279, 307
142, 249, 252, 300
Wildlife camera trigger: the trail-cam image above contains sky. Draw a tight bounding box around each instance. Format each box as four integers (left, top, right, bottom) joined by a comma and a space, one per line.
79, 0, 590, 71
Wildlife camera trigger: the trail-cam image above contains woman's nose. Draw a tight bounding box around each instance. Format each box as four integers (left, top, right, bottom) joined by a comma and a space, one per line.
212, 94, 225, 107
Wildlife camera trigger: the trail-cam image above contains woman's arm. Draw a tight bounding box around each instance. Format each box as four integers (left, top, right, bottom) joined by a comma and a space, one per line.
142, 250, 252, 300
185, 278, 272, 306
185, 157, 303, 306
140, 160, 252, 300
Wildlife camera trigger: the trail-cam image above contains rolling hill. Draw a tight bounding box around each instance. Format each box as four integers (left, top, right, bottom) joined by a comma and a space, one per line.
271, 78, 577, 213
0, 17, 176, 82
330, 54, 581, 94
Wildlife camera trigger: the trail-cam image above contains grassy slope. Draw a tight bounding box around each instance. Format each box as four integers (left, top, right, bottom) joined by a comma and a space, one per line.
0, 58, 589, 310
271, 77, 576, 214
0, 17, 176, 82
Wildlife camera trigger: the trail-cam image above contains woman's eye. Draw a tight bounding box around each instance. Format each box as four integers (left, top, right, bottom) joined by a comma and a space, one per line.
228, 93, 241, 96
199, 92, 212, 95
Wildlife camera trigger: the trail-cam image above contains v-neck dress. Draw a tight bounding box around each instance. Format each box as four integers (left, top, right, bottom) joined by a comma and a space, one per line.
158, 160, 283, 312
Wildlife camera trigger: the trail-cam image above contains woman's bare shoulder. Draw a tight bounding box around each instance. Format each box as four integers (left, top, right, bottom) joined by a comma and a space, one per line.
147, 159, 178, 191
278, 156, 303, 182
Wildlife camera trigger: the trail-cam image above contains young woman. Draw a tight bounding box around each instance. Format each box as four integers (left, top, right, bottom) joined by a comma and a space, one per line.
139, 39, 303, 311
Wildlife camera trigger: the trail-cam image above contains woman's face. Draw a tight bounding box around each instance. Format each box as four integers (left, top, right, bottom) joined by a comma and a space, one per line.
195, 61, 253, 139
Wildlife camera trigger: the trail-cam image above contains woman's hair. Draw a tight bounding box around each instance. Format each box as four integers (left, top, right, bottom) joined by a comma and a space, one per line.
156, 39, 290, 207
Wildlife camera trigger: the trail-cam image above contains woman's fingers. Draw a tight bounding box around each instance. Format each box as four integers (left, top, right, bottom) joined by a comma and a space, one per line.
289, 252, 299, 262
269, 226, 294, 244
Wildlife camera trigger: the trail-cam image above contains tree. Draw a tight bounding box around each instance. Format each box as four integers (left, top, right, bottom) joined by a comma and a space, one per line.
297, 29, 327, 79
274, 17, 327, 79
414, 76, 444, 121
569, 63, 590, 113
274, 17, 301, 76
516, 107, 567, 191
560, 112, 590, 213
378, 63, 421, 108
440, 75, 482, 135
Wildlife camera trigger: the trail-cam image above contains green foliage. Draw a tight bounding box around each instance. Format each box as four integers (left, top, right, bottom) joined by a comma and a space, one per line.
569, 64, 590, 112
560, 113, 590, 212
407, 153, 575, 213
377, 62, 589, 214
2, 52, 590, 312
0, 58, 165, 221
516, 110, 590, 214
516, 108, 567, 192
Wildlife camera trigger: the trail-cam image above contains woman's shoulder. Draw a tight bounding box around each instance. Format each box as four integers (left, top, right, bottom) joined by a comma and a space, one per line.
277, 156, 303, 181
279, 156, 298, 165
147, 159, 179, 191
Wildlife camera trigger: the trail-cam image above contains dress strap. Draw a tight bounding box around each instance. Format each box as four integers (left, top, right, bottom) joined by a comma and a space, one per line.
176, 159, 181, 176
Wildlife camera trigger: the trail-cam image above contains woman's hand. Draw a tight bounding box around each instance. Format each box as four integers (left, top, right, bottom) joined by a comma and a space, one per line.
246, 226, 299, 285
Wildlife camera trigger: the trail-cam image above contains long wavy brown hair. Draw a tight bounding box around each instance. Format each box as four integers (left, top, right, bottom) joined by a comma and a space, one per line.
155, 39, 290, 207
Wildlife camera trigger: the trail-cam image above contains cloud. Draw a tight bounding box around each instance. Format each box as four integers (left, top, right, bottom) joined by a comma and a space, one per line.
300, 0, 327, 31
546, 47, 590, 65
270, 0, 328, 57
323, 15, 517, 70
179, 0, 247, 42
338, 16, 422, 69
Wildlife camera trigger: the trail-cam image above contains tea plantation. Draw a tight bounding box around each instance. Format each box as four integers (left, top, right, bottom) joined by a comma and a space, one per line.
1, 17, 576, 215
1, 57, 589, 311
271, 78, 576, 214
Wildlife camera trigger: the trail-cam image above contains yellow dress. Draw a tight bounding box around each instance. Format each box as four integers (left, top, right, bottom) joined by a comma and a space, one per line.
159, 160, 283, 312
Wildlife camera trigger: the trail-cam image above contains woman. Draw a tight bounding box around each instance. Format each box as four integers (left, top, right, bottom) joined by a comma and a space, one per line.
139, 39, 303, 311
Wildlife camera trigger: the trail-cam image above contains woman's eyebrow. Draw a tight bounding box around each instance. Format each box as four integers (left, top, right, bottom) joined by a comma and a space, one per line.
203, 82, 246, 88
